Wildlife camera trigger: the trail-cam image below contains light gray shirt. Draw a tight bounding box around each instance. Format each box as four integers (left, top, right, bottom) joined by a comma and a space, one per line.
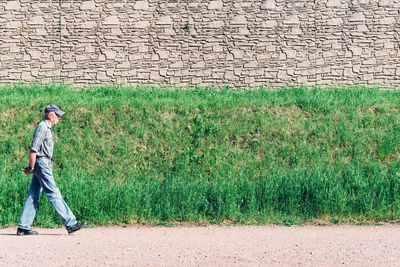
29, 119, 54, 159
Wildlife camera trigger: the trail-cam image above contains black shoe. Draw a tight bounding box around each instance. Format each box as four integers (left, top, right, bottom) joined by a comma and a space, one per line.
67, 221, 86, 234
17, 228, 38, 236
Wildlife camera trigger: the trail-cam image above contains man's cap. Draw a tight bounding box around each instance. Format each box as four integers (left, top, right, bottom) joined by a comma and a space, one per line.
44, 104, 65, 116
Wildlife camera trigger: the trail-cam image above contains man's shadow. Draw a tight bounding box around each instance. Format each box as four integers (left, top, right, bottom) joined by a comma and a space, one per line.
0, 233, 63, 236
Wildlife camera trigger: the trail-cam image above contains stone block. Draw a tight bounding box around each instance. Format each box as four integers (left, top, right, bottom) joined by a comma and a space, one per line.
357, 24, 368, 32
5, 1, 20, 11
284, 49, 296, 59
103, 50, 116, 60
224, 71, 235, 79
209, 21, 224, 28
287, 68, 294, 76
231, 49, 244, 59
383, 67, 395, 75
297, 60, 311, 68
192, 61, 205, 68
323, 51, 334, 58
154, 69, 165, 77
353, 65, 361, 73
23, 54, 31, 61
363, 58, 376, 65
344, 68, 354, 77
127, 69, 138, 76
135, 21, 150, 29
31, 70, 39, 77
262, 20, 277, 28
261, 0, 276, 10
378, 0, 394, 7
139, 45, 148, 53
117, 61, 130, 69
156, 16, 173, 25
316, 58, 325, 65
169, 76, 180, 84
213, 45, 223, 53
384, 41, 394, 49
349, 46, 362, 56
327, 0, 341, 7
64, 62, 78, 69
80, 1, 96, 10
6, 21, 21, 29
82, 21, 97, 29
297, 76, 308, 84
170, 61, 184, 68
348, 13, 365, 22
97, 72, 108, 81
375, 50, 388, 57
327, 18, 343, 26
363, 74, 374, 81
244, 61, 258, 68
156, 50, 169, 59
134, 1, 149, 10
192, 77, 202, 84
239, 27, 250, 35
234, 68, 242, 76
103, 16, 120, 25
277, 70, 289, 80
10, 46, 20, 53
291, 27, 302, 35
283, 15, 299, 25
211, 72, 222, 79
36, 28, 47, 35
42, 62, 56, 69
76, 55, 87, 62
150, 71, 161, 81
29, 16, 45, 25
380, 17, 395, 25
163, 27, 175, 35
111, 28, 122, 35
245, 77, 255, 84
231, 15, 247, 25
21, 71, 32, 80
106, 3, 125, 9
208, 1, 223, 10
28, 51, 41, 60
204, 54, 215, 61
98, 54, 106, 61
196, 70, 208, 78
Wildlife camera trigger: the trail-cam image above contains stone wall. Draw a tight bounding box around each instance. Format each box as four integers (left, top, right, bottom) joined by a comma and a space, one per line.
0, 0, 399, 88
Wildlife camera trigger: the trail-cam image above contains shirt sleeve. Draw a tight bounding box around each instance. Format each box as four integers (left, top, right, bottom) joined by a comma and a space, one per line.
29, 123, 46, 152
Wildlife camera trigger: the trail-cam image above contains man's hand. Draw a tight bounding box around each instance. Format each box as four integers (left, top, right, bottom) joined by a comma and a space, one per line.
23, 166, 34, 174
24, 150, 37, 174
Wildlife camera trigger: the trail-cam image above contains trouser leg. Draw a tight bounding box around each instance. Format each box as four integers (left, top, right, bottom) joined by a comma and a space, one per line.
36, 159, 77, 228
18, 174, 42, 230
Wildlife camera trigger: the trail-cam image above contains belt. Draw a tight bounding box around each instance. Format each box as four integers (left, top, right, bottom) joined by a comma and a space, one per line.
37, 155, 53, 161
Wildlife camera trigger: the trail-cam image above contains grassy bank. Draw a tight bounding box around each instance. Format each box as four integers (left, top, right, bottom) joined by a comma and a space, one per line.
1, 84, 400, 227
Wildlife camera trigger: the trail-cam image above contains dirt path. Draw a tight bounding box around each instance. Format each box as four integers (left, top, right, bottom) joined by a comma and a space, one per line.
1, 225, 400, 266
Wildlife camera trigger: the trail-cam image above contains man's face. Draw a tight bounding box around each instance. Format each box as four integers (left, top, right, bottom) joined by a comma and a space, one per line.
50, 112, 60, 125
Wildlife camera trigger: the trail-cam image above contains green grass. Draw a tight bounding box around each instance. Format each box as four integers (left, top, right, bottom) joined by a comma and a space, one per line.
1, 84, 400, 227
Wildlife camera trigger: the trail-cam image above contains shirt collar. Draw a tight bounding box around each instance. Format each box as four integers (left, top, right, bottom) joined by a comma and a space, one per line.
44, 119, 52, 129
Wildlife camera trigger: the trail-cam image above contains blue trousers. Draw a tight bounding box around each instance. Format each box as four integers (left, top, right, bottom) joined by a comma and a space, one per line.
18, 157, 77, 230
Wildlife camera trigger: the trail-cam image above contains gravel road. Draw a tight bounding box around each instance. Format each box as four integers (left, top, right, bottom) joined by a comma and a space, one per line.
1, 225, 400, 266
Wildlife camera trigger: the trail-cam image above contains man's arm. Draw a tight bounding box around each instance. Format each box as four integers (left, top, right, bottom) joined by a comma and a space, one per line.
24, 122, 45, 174
23, 150, 37, 174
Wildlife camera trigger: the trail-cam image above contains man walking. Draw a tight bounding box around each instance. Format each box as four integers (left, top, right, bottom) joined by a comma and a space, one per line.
18, 104, 85, 235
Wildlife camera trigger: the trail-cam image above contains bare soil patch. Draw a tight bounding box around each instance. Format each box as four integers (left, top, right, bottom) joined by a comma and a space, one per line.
1, 225, 400, 266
